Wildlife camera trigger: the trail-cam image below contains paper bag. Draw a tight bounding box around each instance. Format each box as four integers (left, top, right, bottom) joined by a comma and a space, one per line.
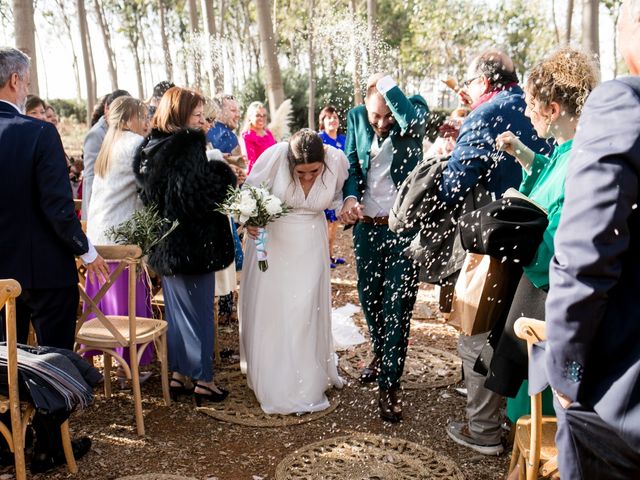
449, 253, 512, 335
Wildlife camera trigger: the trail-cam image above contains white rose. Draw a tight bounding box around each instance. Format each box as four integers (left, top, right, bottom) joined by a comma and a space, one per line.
264, 195, 282, 215
238, 193, 257, 220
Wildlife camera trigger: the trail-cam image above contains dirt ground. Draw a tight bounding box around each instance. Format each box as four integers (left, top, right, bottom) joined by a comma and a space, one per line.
29, 228, 510, 480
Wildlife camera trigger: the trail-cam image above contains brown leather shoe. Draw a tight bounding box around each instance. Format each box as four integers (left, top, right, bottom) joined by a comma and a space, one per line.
379, 387, 402, 423
359, 355, 381, 383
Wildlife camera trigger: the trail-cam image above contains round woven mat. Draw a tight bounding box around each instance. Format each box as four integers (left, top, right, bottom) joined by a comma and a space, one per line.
339, 344, 461, 390
275, 433, 465, 479
117, 475, 197, 480
197, 369, 340, 427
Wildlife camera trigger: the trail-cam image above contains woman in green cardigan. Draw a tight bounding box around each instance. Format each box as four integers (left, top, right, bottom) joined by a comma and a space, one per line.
485, 47, 599, 423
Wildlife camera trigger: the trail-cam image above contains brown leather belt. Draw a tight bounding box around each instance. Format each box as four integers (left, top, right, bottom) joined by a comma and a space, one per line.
361, 215, 389, 225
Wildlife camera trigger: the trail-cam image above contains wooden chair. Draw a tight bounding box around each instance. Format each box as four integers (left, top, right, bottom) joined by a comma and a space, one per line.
75, 245, 170, 436
509, 317, 559, 479
0, 279, 77, 478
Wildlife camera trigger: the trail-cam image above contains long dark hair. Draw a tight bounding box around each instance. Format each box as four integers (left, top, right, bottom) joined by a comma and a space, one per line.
287, 129, 329, 182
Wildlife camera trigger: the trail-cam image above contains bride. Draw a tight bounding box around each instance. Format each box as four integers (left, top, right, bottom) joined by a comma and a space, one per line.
239, 129, 347, 414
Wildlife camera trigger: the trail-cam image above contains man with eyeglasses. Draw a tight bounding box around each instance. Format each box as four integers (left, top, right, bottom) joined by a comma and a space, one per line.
339, 73, 428, 423
439, 50, 550, 456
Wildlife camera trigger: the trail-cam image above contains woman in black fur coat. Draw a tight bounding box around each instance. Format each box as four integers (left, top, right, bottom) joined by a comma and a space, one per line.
134, 87, 236, 404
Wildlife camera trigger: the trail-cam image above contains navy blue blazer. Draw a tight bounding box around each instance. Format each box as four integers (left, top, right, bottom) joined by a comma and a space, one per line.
438, 84, 550, 204
0, 101, 88, 289
537, 77, 640, 451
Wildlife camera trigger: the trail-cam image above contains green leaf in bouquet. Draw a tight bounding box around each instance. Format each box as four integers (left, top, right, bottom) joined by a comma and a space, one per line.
106, 205, 179, 257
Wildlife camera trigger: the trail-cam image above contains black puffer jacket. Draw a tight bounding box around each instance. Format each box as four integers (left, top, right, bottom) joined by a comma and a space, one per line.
133, 128, 236, 275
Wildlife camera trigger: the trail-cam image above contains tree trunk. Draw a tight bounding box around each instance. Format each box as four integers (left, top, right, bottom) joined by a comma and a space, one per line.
350, 0, 363, 106
55, 0, 82, 101
202, 0, 224, 94
13, 0, 39, 95
255, 0, 285, 113
93, 0, 118, 90
551, 0, 561, 44
565, 0, 574, 43
307, 0, 316, 130
157, 0, 173, 81
581, 0, 599, 58
367, 0, 377, 70
188, 0, 202, 90
77, 0, 95, 125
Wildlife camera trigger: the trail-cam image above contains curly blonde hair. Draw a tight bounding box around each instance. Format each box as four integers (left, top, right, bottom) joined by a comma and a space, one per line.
526, 47, 599, 117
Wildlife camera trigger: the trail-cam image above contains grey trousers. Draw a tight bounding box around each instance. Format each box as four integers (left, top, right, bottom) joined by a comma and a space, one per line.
458, 332, 504, 444
555, 398, 640, 479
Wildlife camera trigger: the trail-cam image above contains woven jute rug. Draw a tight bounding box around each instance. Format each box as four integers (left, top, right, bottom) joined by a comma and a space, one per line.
197, 369, 340, 427
275, 433, 465, 479
339, 344, 461, 390
117, 475, 197, 480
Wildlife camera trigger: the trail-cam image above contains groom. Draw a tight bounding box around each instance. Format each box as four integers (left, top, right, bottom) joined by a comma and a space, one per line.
340, 73, 428, 422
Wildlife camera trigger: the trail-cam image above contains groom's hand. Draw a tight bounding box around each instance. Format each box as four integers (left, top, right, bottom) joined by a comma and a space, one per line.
339, 197, 364, 225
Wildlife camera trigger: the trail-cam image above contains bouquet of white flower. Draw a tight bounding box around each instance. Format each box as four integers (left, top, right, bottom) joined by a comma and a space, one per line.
217, 184, 290, 271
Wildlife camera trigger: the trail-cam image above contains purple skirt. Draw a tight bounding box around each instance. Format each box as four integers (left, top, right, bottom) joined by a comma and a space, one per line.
84, 262, 155, 366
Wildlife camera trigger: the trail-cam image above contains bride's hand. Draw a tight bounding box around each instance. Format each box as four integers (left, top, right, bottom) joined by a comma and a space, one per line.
245, 225, 260, 239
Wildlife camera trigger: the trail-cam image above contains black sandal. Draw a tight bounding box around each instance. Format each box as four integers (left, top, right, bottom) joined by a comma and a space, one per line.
194, 383, 229, 406
169, 378, 194, 401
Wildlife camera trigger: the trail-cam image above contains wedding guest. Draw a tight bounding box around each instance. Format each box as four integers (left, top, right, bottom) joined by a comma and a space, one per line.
86, 96, 154, 383
318, 105, 347, 268
240, 129, 347, 414
147, 80, 174, 119
491, 47, 598, 434
530, 1, 640, 476
25, 94, 46, 120
241, 101, 276, 173
440, 50, 550, 455
90, 95, 108, 127
134, 87, 236, 405
82, 89, 130, 219
45, 104, 59, 127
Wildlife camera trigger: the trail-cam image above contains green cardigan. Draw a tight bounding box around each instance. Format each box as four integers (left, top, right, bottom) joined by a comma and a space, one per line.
520, 139, 573, 289
343, 86, 428, 200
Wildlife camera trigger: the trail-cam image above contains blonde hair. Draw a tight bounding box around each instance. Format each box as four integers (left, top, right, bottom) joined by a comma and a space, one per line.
526, 47, 599, 117
242, 101, 267, 133
94, 96, 147, 178
365, 72, 389, 99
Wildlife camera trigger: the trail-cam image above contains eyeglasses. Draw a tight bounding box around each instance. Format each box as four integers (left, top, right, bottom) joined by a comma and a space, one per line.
461, 75, 481, 88
254, 113, 267, 118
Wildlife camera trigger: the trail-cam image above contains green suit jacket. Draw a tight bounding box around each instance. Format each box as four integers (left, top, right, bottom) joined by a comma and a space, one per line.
343, 86, 429, 200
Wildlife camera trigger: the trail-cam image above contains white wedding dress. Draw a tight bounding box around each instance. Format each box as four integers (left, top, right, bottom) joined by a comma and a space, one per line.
239, 142, 348, 414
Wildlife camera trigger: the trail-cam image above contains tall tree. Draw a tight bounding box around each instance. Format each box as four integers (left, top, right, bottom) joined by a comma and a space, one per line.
367, 0, 377, 70
581, 0, 599, 58
188, 0, 202, 90
349, 0, 363, 106
307, 0, 316, 129
255, 0, 285, 112
13, 0, 39, 95
565, 0, 575, 43
77, 0, 95, 124
202, 0, 224, 94
157, 0, 174, 81
93, 0, 118, 90
603, 0, 623, 76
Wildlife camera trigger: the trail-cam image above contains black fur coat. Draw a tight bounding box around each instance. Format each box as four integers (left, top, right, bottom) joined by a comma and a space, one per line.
133, 128, 236, 276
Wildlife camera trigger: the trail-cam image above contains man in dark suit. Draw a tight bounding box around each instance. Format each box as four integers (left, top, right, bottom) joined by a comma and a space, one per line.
0, 46, 109, 473
0, 47, 108, 350
533, 1, 640, 476
339, 73, 428, 422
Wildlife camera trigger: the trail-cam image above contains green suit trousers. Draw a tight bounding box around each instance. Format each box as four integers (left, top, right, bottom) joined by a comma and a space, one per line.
353, 222, 419, 390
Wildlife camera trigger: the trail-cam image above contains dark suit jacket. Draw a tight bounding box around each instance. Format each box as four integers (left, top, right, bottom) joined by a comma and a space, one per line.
343, 85, 428, 200
438, 85, 550, 204
0, 101, 88, 289
539, 77, 640, 450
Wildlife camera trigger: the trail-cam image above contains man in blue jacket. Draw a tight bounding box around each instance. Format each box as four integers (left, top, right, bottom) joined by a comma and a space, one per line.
340, 74, 427, 422
530, 1, 640, 476
442, 50, 550, 455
